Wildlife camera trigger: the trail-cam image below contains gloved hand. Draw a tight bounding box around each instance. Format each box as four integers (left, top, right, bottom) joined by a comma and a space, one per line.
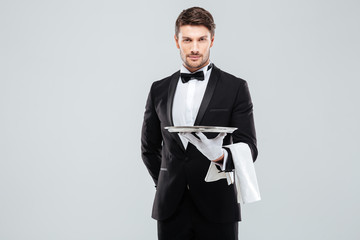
180, 132, 226, 161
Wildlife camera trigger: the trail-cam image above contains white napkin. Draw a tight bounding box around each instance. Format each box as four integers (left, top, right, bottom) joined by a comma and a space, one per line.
204, 142, 261, 204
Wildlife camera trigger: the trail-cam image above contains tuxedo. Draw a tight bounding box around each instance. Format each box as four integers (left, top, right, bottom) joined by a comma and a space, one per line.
141, 64, 257, 223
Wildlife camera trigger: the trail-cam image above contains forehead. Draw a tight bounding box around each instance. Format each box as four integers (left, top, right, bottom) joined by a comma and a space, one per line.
178, 25, 211, 38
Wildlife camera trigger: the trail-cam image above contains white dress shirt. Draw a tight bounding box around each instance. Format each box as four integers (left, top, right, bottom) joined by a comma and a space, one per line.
172, 62, 227, 169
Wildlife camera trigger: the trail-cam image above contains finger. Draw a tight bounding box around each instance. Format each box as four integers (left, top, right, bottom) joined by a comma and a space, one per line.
184, 134, 200, 145
215, 132, 227, 139
180, 132, 199, 144
195, 132, 208, 141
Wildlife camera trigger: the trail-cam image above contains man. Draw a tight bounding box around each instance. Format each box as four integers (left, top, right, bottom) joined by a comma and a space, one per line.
141, 7, 258, 240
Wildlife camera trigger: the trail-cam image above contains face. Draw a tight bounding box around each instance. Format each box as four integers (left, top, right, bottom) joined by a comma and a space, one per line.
175, 25, 214, 72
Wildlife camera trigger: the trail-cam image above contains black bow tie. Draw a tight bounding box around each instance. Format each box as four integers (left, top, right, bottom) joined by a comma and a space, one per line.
180, 71, 204, 83
180, 64, 213, 83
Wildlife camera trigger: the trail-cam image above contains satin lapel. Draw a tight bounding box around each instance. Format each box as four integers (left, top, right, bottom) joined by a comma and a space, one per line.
166, 71, 186, 152
194, 65, 220, 125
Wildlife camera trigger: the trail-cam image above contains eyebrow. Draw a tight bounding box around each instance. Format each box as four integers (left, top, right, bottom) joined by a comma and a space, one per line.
182, 35, 208, 39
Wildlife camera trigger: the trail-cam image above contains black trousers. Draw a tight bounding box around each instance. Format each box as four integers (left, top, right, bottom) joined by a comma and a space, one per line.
157, 189, 238, 240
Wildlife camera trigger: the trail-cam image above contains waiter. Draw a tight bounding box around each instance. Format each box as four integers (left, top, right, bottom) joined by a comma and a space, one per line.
141, 6, 258, 240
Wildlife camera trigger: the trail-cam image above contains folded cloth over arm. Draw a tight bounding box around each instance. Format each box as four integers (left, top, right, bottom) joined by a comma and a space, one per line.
204, 142, 261, 204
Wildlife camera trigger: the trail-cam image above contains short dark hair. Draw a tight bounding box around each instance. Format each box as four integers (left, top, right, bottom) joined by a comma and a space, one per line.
175, 7, 216, 37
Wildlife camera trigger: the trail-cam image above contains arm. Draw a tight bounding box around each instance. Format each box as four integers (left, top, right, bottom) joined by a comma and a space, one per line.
231, 80, 257, 160
141, 85, 162, 186
221, 80, 258, 172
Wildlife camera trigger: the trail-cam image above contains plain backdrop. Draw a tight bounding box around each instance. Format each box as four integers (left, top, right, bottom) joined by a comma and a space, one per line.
1, 0, 359, 239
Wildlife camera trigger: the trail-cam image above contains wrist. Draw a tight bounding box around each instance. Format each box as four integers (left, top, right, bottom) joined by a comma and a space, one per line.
212, 153, 224, 163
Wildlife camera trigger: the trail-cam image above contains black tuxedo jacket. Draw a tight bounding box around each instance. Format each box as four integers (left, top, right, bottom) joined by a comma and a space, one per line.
141, 65, 257, 223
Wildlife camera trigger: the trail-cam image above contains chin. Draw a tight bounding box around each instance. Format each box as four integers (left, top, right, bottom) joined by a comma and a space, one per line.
187, 61, 203, 69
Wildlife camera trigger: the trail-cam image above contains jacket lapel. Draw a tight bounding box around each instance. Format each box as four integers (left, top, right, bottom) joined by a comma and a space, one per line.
194, 65, 220, 125
166, 71, 186, 152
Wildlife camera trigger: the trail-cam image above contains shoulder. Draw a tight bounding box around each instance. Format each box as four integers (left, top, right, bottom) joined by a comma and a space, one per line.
151, 70, 179, 91
215, 66, 248, 88
147, 70, 179, 101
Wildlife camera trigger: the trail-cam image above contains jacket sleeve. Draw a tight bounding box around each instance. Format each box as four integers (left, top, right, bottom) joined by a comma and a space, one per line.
221, 80, 258, 172
141, 84, 163, 186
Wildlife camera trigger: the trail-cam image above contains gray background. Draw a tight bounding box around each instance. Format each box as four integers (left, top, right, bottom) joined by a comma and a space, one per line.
1, 0, 359, 239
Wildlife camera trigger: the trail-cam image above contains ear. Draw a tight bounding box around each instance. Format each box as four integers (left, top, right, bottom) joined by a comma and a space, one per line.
210, 35, 215, 48
174, 34, 180, 49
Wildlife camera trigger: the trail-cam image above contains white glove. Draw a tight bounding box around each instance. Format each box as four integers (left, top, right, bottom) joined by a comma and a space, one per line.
180, 132, 226, 161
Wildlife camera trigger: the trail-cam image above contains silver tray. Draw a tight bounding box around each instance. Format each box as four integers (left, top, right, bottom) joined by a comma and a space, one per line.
165, 126, 237, 133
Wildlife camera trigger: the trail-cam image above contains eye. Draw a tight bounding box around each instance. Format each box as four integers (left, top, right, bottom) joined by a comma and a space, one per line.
184, 39, 191, 42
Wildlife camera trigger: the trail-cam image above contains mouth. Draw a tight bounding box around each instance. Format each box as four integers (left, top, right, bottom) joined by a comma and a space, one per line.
188, 55, 201, 61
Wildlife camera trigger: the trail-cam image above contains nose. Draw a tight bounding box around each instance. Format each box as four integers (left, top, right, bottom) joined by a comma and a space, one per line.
191, 41, 199, 54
